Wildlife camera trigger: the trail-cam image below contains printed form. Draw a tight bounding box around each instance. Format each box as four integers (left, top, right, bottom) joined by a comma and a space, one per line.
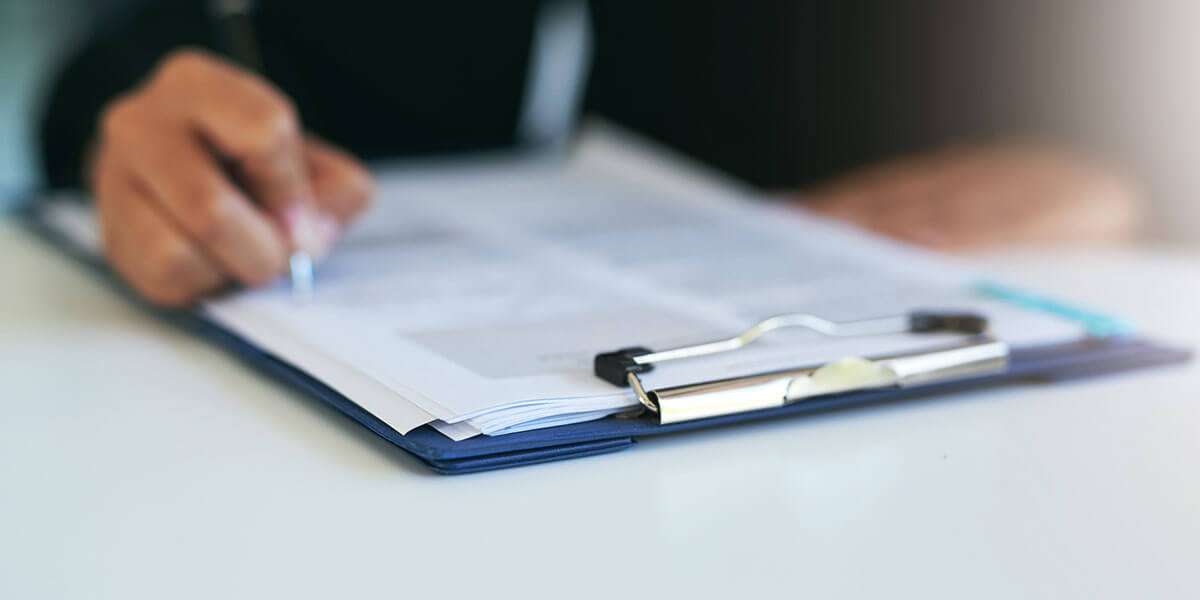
199, 143, 1087, 439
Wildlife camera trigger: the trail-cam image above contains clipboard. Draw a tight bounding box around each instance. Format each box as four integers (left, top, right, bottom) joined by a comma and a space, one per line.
17, 199, 1193, 474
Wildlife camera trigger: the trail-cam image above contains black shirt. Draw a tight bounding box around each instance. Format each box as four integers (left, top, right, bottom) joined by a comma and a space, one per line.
39, 0, 1040, 189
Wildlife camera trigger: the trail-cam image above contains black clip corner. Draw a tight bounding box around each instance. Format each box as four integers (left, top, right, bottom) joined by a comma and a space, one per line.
909, 311, 989, 335
593, 347, 654, 387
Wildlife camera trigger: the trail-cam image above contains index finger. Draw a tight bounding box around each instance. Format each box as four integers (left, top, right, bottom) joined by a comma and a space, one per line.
109, 124, 290, 285
151, 50, 321, 253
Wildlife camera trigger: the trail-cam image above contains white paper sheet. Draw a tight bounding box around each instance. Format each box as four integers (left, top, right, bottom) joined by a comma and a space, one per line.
200, 146, 1085, 437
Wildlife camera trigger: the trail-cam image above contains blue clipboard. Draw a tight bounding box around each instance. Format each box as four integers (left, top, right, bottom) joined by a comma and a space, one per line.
19, 199, 1192, 474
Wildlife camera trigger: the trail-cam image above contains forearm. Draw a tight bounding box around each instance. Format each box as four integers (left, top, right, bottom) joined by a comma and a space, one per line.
801, 141, 1141, 250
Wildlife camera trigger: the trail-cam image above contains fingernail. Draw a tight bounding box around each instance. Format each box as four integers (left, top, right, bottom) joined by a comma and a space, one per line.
283, 203, 320, 254
314, 213, 341, 259
909, 226, 949, 248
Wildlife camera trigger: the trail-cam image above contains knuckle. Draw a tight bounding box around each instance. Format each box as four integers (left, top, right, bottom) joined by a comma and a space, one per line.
183, 183, 236, 244
243, 100, 299, 154
327, 160, 373, 212
142, 282, 193, 308
239, 240, 288, 286
98, 95, 141, 141
346, 165, 374, 203
138, 253, 203, 307
147, 237, 196, 288
240, 260, 282, 287
156, 48, 215, 82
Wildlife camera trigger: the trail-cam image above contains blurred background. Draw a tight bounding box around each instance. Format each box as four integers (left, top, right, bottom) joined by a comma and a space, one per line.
0, 0, 84, 201
3, 0, 1198, 244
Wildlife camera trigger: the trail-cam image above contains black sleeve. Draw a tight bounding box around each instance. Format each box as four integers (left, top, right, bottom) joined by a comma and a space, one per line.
584, 0, 1068, 189
38, 0, 215, 189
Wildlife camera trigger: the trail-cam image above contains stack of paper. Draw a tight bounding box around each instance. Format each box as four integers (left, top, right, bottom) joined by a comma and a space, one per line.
42, 125, 1090, 440
196, 128, 1084, 440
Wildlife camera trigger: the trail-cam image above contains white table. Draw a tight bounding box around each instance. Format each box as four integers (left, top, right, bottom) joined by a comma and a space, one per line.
2, 219, 1198, 599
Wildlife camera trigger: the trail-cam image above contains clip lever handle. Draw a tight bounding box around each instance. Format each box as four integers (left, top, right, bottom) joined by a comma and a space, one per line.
594, 310, 989, 388
594, 347, 654, 387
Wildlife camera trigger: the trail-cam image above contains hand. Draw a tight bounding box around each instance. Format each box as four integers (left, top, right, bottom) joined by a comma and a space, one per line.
90, 49, 371, 306
801, 142, 1139, 250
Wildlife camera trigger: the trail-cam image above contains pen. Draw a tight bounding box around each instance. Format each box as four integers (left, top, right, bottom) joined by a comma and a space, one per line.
211, 0, 314, 299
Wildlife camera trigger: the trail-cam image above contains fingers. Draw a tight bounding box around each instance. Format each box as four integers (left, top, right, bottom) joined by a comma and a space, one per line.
94, 160, 224, 307
303, 136, 373, 224
803, 143, 1141, 251
102, 98, 289, 285
145, 49, 322, 254
89, 49, 387, 307
807, 152, 1013, 249
93, 48, 363, 305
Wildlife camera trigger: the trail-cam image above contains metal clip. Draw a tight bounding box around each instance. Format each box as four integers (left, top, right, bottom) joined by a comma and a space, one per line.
632, 336, 1008, 424
595, 310, 1007, 424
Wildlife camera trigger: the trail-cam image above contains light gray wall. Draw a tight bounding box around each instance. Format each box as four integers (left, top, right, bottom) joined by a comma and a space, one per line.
1011, 0, 1200, 245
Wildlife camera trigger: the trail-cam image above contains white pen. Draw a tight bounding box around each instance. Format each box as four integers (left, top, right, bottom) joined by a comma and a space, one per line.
213, 0, 314, 299
289, 250, 314, 300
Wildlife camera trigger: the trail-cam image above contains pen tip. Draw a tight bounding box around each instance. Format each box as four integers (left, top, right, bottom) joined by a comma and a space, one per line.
289, 251, 314, 301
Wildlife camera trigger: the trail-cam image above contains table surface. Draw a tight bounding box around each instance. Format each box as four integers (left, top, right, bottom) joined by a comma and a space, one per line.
2, 219, 1198, 600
